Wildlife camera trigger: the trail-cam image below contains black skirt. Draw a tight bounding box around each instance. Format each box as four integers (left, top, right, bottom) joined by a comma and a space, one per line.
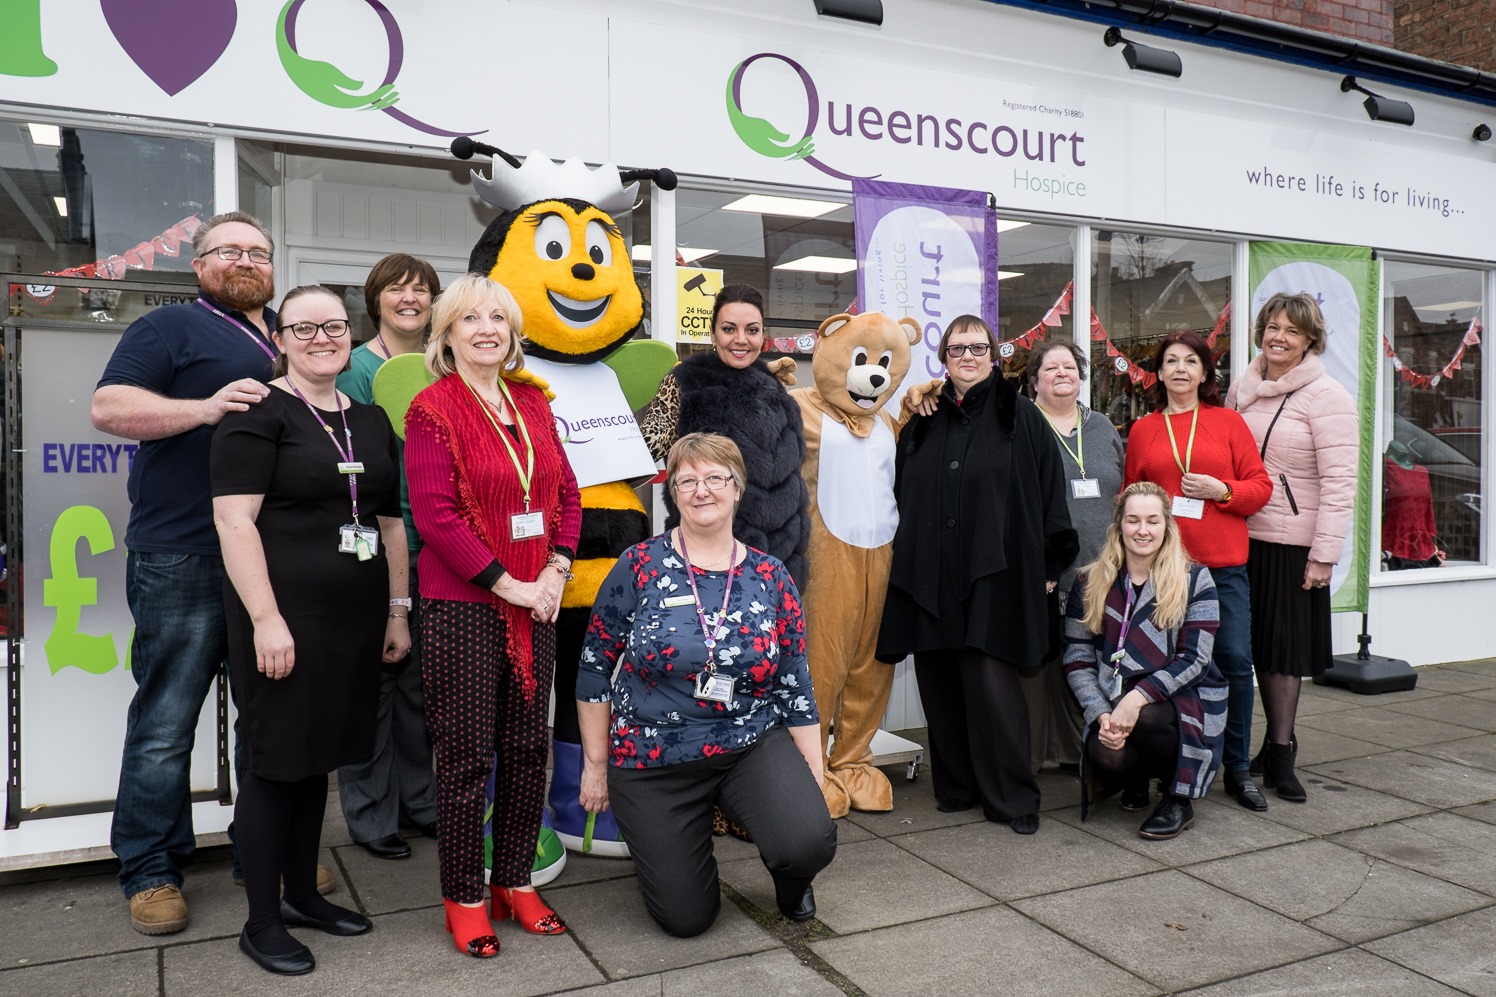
1246, 539, 1333, 678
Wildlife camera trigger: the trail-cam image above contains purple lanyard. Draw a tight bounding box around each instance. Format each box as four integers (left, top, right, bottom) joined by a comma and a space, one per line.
284, 374, 361, 525
196, 298, 278, 362
675, 529, 738, 655
1114, 580, 1142, 651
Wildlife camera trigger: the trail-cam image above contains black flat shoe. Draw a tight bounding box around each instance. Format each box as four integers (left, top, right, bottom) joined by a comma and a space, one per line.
936, 799, 974, 813
1009, 813, 1041, 835
279, 899, 372, 936
1138, 797, 1194, 840
1119, 783, 1151, 812
774, 883, 816, 922
239, 927, 314, 976
357, 833, 412, 860
1226, 775, 1270, 812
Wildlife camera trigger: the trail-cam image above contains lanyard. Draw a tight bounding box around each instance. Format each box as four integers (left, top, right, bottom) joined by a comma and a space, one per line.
675, 528, 738, 656
1163, 406, 1200, 475
1040, 406, 1086, 477
1114, 580, 1143, 649
196, 298, 277, 363
284, 374, 361, 524
461, 375, 536, 509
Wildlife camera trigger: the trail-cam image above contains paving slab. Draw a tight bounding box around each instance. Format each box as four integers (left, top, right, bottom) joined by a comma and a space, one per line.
718, 837, 993, 934
162, 907, 605, 997
1305, 751, 1496, 809
1300, 681, 1442, 704
1250, 775, 1431, 837
332, 836, 440, 916
893, 812, 1164, 901
1295, 706, 1484, 750
1289, 690, 1362, 718
1291, 729, 1395, 766
1381, 694, 1496, 733
1183, 839, 1489, 943
546, 874, 776, 978
1406, 666, 1496, 694
1175, 948, 1466, 995
1049, 796, 1307, 865
563, 979, 666, 997
1415, 732, 1496, 772
811, 904, 1155, 997
657, 949, 846, 996
0, 949, 158, 996
1424, 659, 1496, 676
1332, 813, 1496, 895
1365, 906, 1496, 996
1452, 800, 1496, 826
843, 774, 989, 836
1012, 870, 1340, 992
1468, 686, 1496, 704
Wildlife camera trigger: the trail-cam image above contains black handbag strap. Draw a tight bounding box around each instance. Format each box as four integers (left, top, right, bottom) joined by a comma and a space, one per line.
1256, 391, 1296, 459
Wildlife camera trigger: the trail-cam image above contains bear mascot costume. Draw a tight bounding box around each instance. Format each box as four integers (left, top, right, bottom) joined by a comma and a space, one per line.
790, 311, 921, 818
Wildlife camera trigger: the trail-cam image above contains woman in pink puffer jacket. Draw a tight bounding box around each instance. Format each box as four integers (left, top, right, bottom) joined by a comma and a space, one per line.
1226, 293, 1357, 803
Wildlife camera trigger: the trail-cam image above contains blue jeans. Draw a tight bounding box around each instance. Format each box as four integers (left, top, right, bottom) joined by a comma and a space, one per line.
1210, 564, 1255, 775
112, 551, 229, 898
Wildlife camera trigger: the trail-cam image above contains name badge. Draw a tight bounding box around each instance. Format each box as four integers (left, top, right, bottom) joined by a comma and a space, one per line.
1110, 668, 1124, 701
1171, 496, 1205, 520
338, 523, 380, 560
510, 511, 546, 541
337, 461, 365, 475
1071, 478, 1101, 499
693, 671, 736, 704
662, 594, 695, 608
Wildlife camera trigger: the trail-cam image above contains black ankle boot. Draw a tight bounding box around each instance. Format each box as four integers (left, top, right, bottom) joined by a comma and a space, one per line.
1248, 735, 1269, 779
1266, 741, 1306, 802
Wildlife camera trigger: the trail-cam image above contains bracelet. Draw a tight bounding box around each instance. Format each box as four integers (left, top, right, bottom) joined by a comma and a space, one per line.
388, 612, 409, 620
547, 556, 575, 581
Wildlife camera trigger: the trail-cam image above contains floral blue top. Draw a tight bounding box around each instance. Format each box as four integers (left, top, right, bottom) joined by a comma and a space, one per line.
577, 534, 817, 768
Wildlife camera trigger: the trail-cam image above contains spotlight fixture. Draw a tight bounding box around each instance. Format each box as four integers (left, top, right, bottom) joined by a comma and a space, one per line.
1340, 76, 1415, 126
1474, 123, 1492, 142
813, 0, 882, 26
1103, 26, 1182, 78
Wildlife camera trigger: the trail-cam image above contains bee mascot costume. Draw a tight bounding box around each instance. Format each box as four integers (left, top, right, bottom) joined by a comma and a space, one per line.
373, 140, 676, 866
790, 311, 921, 818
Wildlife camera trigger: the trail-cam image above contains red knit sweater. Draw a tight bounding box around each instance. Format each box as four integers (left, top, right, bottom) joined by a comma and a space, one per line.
1123, 405, 1272, 568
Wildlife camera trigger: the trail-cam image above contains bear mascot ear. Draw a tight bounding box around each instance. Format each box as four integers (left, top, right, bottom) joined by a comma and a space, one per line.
897, 316, 921, 346
817, 313, 855, 339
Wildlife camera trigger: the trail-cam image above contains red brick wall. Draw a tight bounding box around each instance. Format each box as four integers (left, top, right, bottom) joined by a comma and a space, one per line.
1394, 1, 1496, 71
1189, 0, 1395, 45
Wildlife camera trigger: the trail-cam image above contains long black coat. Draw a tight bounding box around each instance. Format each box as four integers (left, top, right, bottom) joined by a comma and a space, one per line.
877, 373, 1078, 668
667, 352, 810, 586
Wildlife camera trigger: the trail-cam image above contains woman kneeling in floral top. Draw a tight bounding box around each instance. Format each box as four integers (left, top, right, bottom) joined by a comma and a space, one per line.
576, 433, 835, 937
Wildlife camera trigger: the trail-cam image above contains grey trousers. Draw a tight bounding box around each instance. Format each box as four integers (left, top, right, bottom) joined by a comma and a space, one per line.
337, 567, 437, 842
608, 726, 838, 938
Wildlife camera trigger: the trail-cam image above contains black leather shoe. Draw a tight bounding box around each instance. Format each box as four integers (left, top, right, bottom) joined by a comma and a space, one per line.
775, 883, 816, 922
1119, 783, 1151, 812
1138, 796, 1194, 840
1009, 813, 1041, 835
357, 833, 412, 860
279, 899, 372, 937
1225, 774, 1270, 812
936, 799, 974, 813
239, 926, 315, 976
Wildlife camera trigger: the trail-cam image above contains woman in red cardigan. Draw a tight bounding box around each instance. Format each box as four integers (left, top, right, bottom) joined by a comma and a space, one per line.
1123, 331, 1271, 810
406, 275, 581, 958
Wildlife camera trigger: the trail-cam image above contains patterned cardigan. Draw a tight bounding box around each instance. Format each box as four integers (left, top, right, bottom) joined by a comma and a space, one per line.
1063, 563, 1227, 804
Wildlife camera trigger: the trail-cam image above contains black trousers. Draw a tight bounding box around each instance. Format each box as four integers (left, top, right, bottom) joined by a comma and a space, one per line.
915, 649, 1040, 821
607, 726, 837, 938
1086, 701, 1179, 789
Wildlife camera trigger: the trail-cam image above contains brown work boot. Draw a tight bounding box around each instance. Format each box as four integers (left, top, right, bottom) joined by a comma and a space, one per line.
129, 884, 188, 935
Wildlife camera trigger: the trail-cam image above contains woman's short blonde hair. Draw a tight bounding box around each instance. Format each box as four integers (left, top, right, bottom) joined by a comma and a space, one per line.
1253, 292, 1327, 355
426, 273, 526, 378
666, 433, 748, 496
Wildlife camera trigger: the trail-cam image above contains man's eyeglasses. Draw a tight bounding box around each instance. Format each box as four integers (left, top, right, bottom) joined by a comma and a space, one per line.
945, 343, 991, 358
672, 473, 735, 493
199, 246, 273, 265
277, 320, 351, 340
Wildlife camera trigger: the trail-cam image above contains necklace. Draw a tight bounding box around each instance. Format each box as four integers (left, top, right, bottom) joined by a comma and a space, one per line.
675, 529, 733, 569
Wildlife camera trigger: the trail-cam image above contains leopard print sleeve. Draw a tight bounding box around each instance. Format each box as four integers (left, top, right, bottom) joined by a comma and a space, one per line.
639, 370, 680, 463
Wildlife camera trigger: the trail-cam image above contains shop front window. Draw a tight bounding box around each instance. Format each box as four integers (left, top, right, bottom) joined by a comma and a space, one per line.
1381, 262, 1485, 569
992, 221, 1075, 385
1090, 231, 1233, 437
0, 119, 212, 281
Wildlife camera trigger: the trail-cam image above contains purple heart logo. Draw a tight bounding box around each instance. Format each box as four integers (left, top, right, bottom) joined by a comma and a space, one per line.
101, 0, 238, 96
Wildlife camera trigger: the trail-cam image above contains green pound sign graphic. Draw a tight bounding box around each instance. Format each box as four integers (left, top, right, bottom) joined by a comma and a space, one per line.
43, 505, 119, 675
0, 0, 59, 77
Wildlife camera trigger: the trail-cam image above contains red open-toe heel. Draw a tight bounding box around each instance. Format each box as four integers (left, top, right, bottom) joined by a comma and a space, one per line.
490, 886, 566, 935
443, 899, 500, 957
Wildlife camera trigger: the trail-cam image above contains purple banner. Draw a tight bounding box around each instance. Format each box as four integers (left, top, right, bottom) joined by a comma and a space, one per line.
853, 179, 999, 387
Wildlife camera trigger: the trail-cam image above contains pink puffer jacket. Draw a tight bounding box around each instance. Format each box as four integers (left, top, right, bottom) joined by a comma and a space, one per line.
1225, 353, 1357, 564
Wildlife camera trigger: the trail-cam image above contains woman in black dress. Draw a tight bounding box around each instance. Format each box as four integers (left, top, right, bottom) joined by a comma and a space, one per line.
212, 285, 408, 976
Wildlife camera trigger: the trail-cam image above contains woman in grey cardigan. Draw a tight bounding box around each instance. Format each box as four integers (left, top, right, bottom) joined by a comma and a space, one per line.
1020, 341, 1125, 776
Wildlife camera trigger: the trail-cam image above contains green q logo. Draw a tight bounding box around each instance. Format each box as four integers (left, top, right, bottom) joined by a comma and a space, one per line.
725, 53, 872, 181
0, 0, 58, 76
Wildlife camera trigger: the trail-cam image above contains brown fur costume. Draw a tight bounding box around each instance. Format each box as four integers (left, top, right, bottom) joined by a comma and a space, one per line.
791, 312, 920, 818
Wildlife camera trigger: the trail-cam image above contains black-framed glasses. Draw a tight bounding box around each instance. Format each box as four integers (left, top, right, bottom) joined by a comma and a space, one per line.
945, 343, 991, 358
672, 473, 735, 493
277, 320, 351, 340
198, 246, 273, 265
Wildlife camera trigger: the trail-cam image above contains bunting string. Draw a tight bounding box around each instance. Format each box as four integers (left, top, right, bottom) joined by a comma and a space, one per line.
8, 215, 203, 305
1382, 317, 1482, 390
